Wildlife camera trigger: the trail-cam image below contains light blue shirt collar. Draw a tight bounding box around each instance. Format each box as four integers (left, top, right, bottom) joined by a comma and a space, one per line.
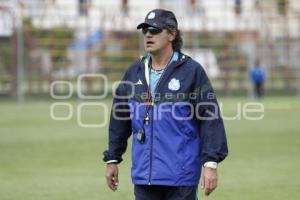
145, 51, 179, 66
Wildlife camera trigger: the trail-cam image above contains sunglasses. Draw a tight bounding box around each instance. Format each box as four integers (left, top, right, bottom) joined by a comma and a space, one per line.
142, 27, 163, 35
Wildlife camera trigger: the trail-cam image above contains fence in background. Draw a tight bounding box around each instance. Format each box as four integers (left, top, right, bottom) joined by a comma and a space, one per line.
0, 0, 299, 99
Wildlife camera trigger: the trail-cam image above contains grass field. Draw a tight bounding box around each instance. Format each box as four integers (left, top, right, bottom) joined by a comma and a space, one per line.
0, 97, 300, 200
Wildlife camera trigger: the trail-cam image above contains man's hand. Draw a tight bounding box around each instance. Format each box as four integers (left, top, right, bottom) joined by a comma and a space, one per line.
105, 164, 119, 191
201, 167, 218, 196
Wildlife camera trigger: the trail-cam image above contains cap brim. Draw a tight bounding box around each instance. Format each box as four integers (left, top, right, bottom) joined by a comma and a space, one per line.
137, 22, 158, 29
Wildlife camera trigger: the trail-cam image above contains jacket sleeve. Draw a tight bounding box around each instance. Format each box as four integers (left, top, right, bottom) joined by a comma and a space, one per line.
193, 64, 228, 165
103, 71, 132, 164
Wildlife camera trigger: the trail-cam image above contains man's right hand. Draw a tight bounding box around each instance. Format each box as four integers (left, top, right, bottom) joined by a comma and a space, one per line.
105, 164, 119, 191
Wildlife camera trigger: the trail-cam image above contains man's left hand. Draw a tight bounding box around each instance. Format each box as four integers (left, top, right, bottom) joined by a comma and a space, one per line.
201, 167, 218, 196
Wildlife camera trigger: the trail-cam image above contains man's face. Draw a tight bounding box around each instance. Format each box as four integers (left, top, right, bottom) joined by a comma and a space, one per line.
142, 27, 175, 53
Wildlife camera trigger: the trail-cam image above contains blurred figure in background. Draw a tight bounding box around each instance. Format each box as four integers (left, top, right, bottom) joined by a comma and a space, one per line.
249, 60, 266, 98
121, 0, 129, 16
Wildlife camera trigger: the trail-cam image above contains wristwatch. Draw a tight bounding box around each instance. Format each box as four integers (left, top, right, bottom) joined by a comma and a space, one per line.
203, 161, 218, 169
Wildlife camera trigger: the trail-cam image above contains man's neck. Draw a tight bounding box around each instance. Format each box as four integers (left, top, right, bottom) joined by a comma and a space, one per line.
151, 47, 174, 71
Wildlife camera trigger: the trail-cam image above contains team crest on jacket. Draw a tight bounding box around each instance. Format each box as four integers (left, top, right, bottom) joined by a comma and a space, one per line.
168, 78, 180, 91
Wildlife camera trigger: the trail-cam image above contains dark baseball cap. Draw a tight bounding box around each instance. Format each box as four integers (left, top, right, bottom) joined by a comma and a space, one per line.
137, 9, 178, 30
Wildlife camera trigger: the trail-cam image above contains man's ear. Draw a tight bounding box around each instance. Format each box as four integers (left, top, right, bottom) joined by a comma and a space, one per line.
168, 30, 176, 42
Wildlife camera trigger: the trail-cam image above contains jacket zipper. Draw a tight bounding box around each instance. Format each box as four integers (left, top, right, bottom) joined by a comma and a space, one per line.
147, 66, 169, 185
148, 106, 154, 185
146, 55, 186, 184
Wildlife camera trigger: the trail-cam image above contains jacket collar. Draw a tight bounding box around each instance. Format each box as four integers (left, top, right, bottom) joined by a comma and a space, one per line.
138, 52, 189, 70
136, 52, 190, 92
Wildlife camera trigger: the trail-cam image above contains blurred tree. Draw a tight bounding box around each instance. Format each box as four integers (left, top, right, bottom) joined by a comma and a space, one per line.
277, 0, 288, 16
23, 18, 74, 70
0, 38, 11, 74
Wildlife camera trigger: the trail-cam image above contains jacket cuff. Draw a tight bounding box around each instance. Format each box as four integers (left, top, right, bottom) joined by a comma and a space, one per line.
103, 150, 122, 163
203, 161, 218, 169
106, 160, 119, 164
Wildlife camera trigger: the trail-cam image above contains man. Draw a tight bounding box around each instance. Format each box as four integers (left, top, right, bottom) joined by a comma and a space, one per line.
250, 60, 266, 98
103, 9, 228, 200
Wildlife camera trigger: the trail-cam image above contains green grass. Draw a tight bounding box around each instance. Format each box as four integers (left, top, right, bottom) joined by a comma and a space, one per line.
0, 97, 300, 200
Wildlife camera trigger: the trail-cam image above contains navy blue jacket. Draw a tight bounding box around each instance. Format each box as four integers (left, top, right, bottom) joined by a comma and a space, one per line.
103, 53, 228, 186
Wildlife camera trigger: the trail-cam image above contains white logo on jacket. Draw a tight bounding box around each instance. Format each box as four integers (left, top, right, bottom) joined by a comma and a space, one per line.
134, 79, 143, 85
168, 78, 180, 91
